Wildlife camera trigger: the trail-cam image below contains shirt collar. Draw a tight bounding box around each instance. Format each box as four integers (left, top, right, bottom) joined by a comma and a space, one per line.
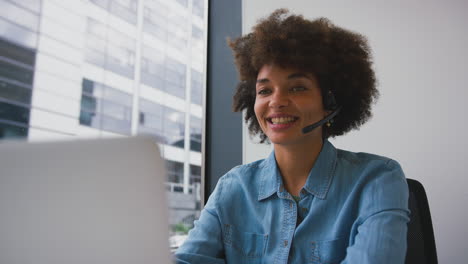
257, 140, 337, 201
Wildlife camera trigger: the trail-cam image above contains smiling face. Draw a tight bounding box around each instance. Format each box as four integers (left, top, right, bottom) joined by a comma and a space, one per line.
254, 64, 327, 147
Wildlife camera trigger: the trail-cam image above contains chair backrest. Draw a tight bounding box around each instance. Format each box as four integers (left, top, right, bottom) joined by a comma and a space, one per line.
405, 179, 438, 264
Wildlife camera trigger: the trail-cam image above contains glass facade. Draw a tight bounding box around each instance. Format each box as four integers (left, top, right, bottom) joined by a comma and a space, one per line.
0, 0, 207, 247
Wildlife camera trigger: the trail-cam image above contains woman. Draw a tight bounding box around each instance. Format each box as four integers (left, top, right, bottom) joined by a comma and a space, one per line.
175, 9, 409, 264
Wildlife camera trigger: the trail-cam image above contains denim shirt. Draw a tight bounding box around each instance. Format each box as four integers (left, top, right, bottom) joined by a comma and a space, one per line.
175, 140, 410, 264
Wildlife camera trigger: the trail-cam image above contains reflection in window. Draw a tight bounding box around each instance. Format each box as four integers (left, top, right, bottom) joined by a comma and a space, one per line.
190, 165, 201, 184
164, 107, 185, 147
0, 79, 32, 105
190, 116, 202, 152
191, 69, 203, 105
106, 28, 136, 78
0, 121, 28, 138
109, 0, 138, 24
165, 57, 186, 99
90, 0, 138, 24
138, 98, 185, 148
140, 45, 165, 89
0, 101, 30, 125
167, 12, 188, 50
0, 38, 36, 65
167, 160, 184, 186
192, 0, 204, 18
192, 25, 203, 40
0, 60, 34, 85
79, 78, 132, 135
85, 18, 107, 67
84, 18, 136, 78
143, 1, 169, 41
175, 0, 188, 8
0, 38, 35, 140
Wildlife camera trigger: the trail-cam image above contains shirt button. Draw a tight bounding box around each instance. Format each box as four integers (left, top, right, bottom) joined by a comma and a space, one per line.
302, 207, 308, 213
289, 202, 293, 209
284, 240, 288, 247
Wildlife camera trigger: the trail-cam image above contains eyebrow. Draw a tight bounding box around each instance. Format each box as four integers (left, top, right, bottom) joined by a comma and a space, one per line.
256, 73, 312, 84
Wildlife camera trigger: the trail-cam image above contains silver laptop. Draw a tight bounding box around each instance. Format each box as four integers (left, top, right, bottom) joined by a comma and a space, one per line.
0, 136, 172, 264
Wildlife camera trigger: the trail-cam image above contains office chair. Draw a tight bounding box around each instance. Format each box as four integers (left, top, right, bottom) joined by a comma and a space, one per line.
405, 179, 438, 264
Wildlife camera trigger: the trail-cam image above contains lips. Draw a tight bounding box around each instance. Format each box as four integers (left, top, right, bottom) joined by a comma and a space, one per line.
266, 114, 299, 130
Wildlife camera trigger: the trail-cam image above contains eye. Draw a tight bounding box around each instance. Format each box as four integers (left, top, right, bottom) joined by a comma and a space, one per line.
257, 88, 271, 95
291, 86, 307, 92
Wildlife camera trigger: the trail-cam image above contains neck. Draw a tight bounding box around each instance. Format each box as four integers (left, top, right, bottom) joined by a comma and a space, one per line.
274, 139, 324, 196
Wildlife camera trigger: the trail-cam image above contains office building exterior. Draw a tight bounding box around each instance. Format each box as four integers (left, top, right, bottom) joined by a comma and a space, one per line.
0, 0, 207, 237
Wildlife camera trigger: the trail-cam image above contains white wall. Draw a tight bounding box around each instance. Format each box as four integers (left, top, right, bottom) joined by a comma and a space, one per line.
242, 1, 468, 263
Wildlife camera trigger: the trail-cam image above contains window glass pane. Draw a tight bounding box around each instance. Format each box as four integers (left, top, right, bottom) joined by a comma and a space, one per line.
192, 25, 203, 40
190, 165, 201, 184
165, 57, 186, 98
164, 106, 185, 147
192, 0, 204, 18
0, 101, 30, 124
140, 45, 165, 89
101, 114, 131, 135
79, 109, 100, 128
175, 0, 188, 8
191, 69, 202, 105
0, 78, 32, 105
143, 2, 168, 41
0, 120, 28, 138
0, 60, 34, 86
0, 37, 36, 65
101, 99, 132, 120
190, 116, 202, 152
79, 78, 132, 135
80, 94, 97, 113
166, 160, 184, 185
109, 0, 138, 24
106, 28, 135, 78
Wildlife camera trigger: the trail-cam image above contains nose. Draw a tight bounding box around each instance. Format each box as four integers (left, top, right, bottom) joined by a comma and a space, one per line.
269, 90, 289, 109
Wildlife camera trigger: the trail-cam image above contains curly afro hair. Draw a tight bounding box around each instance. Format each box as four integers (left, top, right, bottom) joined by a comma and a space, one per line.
229, 9, 379, 142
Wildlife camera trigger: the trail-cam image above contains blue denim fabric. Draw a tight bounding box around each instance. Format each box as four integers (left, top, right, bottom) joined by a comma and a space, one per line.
175, 140, 410, 264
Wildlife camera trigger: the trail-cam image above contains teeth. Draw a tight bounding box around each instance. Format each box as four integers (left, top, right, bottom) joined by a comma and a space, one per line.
271, 117, 295, 124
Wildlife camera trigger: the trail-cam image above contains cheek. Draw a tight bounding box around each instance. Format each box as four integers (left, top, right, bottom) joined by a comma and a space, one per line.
253, 100, 263, 120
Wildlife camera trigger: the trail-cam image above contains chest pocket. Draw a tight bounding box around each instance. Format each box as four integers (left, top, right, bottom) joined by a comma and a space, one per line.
310, 237, 347, 264
223, 224, 268, 260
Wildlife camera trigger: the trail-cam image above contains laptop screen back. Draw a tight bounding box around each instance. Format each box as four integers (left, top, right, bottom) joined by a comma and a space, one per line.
0, 136, 171, 264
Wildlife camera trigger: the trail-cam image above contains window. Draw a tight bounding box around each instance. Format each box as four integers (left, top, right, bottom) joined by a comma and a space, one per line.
192, 0, 204, 18
79, 78, 132, 135
165, 57, 186, 99
140, 45, 165, 89
1, 0, 209, 249
166, 160, 184, 186
190, 165, 201, 184
191, 69, 203, 105
0, 121, 28, 138
190, 116, 202, 152
0, 37, 35, 139
85, 18, 136, 78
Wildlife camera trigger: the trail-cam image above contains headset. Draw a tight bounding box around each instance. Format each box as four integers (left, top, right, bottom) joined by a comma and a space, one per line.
302, 90, 342, 134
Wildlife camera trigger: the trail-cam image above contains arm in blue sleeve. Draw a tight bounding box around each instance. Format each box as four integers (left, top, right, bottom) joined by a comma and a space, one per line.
341, 160, 410, 264
174, 178, 226, 264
